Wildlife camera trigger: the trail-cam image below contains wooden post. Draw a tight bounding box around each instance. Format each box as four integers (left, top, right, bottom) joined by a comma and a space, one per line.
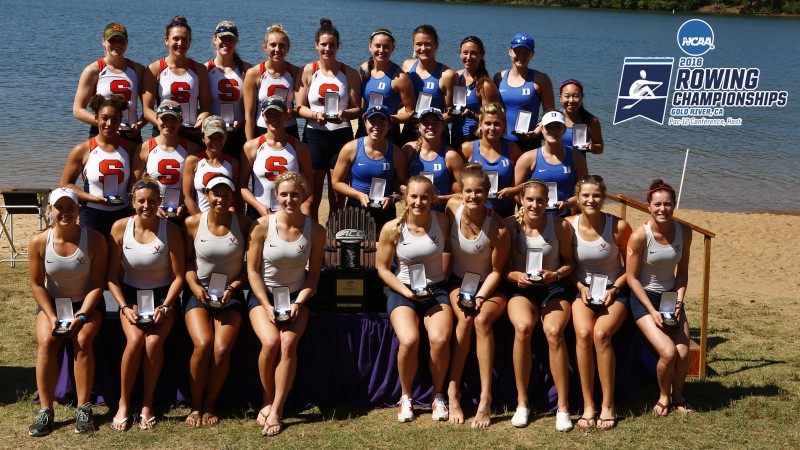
619, 200, 627, 220
699, 235, 711, 379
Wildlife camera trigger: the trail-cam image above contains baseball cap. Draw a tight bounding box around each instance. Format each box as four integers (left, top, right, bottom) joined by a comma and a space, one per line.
510, 33, 535, 51
50, 188, 79, 205
215, 21, 239, 39
202, 115, 227, 136
156, 100, 183, 118
104, 22, 128, 41
364, 104, 390, 121
541, 111, 566, 126
205, 175, 235, 192
261, 96, 287, 114
417, 107, 444, 121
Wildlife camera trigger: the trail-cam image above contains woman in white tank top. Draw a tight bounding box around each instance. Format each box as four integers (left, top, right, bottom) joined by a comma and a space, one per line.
503, 180, 576, 431
246, 172, 325, 436
107, 177, 185, 430
567, 176, 632, 430
376, 176, 453, 423
27, 189, 107, 436
445, 163, 510, 428
626, 180, 694, 417
182, 175, 252, 427
243, 24, 301, 141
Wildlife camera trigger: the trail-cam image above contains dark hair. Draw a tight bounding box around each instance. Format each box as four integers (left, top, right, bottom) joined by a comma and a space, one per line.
460, 36, 491, 101
647, 179, 676, 203
89, 94, 128, 116
165, 15, 191, 39
559, 79, 596, 125
315, 18, 339, 44
412, 25, 439, 58
364, 29, 395, 81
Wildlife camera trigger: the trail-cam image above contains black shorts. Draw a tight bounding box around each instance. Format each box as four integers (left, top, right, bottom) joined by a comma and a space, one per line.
183, 289, 246, 316
573, 285, 631, 309
246, 288, 301, 313
629, 288, 675, 321
507, 281, 576, 309
386, 283, 449, 315
303, 126, 353, 170
120, 282, 169, 307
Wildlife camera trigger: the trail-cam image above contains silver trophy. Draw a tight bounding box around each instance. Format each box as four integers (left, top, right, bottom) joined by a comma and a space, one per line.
369, 91, 384, 107
414, 92, 433, 118
220, 103, 235, 132
52, 297, 74, 337
486, 171, 499, 199
273, 87, 289, 103
136, 290, 155, 328
458, 271, 481, 311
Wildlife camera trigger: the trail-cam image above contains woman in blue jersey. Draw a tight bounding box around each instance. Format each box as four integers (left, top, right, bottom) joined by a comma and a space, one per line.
73, 22, 146, 143
626, 180, 694, 417
27, 189, 107, 436
451, 36, 499, 149
493, 33, 554, 152
460, 103, 521, 218
513, 111, 588, 216
332, 104, 409, 235
559, 79, 604, 158
296, 18, 362, 222
205, 20, 251, 160
402, 108, 462, 208
357, 28, 416, 143
399, 25, 457, 144
107, 176, 185, 430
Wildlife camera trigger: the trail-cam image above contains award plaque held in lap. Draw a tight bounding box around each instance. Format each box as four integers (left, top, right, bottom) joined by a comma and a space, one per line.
207, 273, 227, 310
409, 264, 432, 298
659, 291, 680, 328
136, 290, 155, 329
273, 286, 292, 325
588, 273, 608, 308
458, 271, 481, 311
526, 248, 544, 284
52, 297, 74, 337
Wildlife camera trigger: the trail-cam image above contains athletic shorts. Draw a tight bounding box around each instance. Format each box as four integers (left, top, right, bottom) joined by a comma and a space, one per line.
183, 289, 246, 315
573, 285, 630, 309
303, 126, 353, 170
387, 283, 449, 315
120, 282, 169, 307
630, 288, 677, 321
507, 281, 576, 309
246, 289, 300, 313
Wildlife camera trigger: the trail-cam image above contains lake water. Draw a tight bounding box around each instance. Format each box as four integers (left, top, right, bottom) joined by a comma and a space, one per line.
0, 0, 797, 212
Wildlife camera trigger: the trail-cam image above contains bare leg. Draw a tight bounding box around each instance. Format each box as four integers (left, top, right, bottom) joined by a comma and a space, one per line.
390, 307, 420, 398
184, 307, 213, 426
140, 314, 175, 428
202, 310, 242, 426
114, 313, 146, 425
34, 312, 63, 410
636, 315, 679, 414
507, 296, 539, 410
541, 299, 572, 414
266, 306, 309, 436
572, 300, 598, 423
71, 309, 102, 405
669, 315, 692, 408
447, 288, 474, 425
423, 304, 453, 396
593, 302, 626, 425
249, 306, 280, 426
471, 293, 507, 429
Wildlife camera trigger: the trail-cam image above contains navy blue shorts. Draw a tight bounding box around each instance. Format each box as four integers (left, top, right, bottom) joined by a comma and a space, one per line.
79, 206, 130, 239
508, 281, 577, 309
246, 289, 300, 313
120, 282, 169, 307
387, 283, 449, 315
629, 288, 674, 321
183, 289, 246, 316
303, 126, 353, 170
574, 285, 631, 309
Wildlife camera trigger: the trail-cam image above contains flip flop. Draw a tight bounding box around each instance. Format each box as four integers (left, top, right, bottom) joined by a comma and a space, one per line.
185, 411, 202, 428
111, 416, 130, 431
262, 417, 283, 437
672, 401, 696, 414
652, 401, 669, 417
139, 414, 157, 430
576, 416, 596, 430
597, 417, 617, 431
202, 412, 219, 427
256, 406, 271, 427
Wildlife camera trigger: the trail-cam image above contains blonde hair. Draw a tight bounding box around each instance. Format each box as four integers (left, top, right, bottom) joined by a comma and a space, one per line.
474, 102, 507, 139
392, 176, 435, 245
515, 179, 548, 230
458, 163, 490, 236
129, 174, 161, 198
264, 23, 290, 48
274, 171, 310, 198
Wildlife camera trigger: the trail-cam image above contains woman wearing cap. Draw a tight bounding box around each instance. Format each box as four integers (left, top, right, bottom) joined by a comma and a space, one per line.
332, 104, 409, 235
461, 102, 521, 218
503, 179, 576, 431
559, 79, 604, 157
243, 24, 301, 141
142, 15, 211, 146
513, 110, 588, 216
27, 188, 107, 437
402, 108, 462, 208
61, 94, 132, 238
131, 100, 201, 220
182, 115, 240, 215
399, 25, 457, 144
247, 171, 325, 436
107, 176, 185, 430
240, 96, 313, 218
206, 20, 251, 160
356, 28, 415, 143
296, 18, 362, 221
183, 174, 252, 427
376, 175, 453, 423
627, 180, 694, 417
493, 33, 555, 152
73, 22, 146, 143
451, 36, 499, 149
445, 163, 510, 428
568, 175, 631, 430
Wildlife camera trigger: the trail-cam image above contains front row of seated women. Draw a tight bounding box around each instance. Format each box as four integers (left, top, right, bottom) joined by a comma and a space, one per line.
29, 169, 694, 437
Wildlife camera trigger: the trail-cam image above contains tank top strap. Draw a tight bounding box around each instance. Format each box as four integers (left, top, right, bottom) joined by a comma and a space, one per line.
157, 218, 168, 244
501, 69, 511, 83
564, 147, 574, 166
410, 60, 419, 74
147, 138, 158, 151
357, 137, 366, 156
125, 58, 135, 69
78, 226, 89, 255
385, 139, 393, 160
544, 214, 555, 241
198, 211, 210, 237
267, 213, 278, 242
387, 63, 399, 78
207, 59, 216, 69
258, 134, 267, 148
159, 58, 168, 71
457, 72, 465, 85
97, 58, 106, 70
433, 62, 443, 78
46, 227, 54, 251
439, 143, 448, 156
230, 213, 241, 240
311, 61, 320, 74
602, 214, 614, 243
481, 208, 493, 233
471, 140, 480, 160
188, 59, 198, 73
302, 216, 312, 240
88, 136, 98, 150
259, 61, 267, 75
572, 214, 580, 230
500, 140, 509, 157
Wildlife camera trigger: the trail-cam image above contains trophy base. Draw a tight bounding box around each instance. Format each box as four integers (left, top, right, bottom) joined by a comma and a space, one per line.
457, 294, 477, 311
661, 313, 679, 328
512, 131, 528, 139
487, 193, 498, 200
136, 317, 155, 329
324, 114, 339, 121
412, 288, 432, 298
449, 107, 464, 116
311, 268, 386, 312
52, 327, 73, 338
588, 299, 605, 308
207, 300, 224, 310
368, 201, 383, 209
166, 210, 177, 218
527, 274, 544, 285
574, 145, 589, 151
275, 312, 292, 324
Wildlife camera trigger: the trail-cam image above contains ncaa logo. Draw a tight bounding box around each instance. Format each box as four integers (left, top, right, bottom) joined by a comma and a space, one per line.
677, 19, 715, 56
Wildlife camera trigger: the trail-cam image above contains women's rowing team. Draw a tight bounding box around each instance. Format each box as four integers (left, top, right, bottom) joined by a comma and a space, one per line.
28, 17, 694, 439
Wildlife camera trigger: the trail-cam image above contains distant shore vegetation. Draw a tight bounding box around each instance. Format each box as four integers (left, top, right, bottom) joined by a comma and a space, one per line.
430, 0, 800, 16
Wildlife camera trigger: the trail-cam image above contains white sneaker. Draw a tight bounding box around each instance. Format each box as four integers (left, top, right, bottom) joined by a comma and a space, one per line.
397, 395, 414, 423
431, 395, 449, 421
511, 407, 530, 428
556, 411, 573, 432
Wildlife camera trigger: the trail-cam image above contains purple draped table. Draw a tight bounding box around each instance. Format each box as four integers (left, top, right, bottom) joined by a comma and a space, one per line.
51, 294, 653, 412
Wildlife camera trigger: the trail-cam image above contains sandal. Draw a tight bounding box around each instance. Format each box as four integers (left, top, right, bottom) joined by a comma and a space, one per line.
597, 417, 617, 431
576, 416, 596, 430
672, 401, 696, 414
185, 411, 202, 428
652, 401, 669, 417
139, 413, 157, 430
202, 412, 220, 427
111, 415, 130, 431
256, 406, 271, 427
262, 417, 283, 437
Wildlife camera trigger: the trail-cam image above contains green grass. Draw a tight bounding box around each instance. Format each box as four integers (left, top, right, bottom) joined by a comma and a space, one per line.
1, 266, 798, 449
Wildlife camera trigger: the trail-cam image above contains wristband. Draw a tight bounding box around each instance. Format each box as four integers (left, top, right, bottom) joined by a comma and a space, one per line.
555, 271, 561, 281
610, 285, 619, 292
225, 285, 238, 293
676, 301, 684, 309
75, 313, 89, 323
